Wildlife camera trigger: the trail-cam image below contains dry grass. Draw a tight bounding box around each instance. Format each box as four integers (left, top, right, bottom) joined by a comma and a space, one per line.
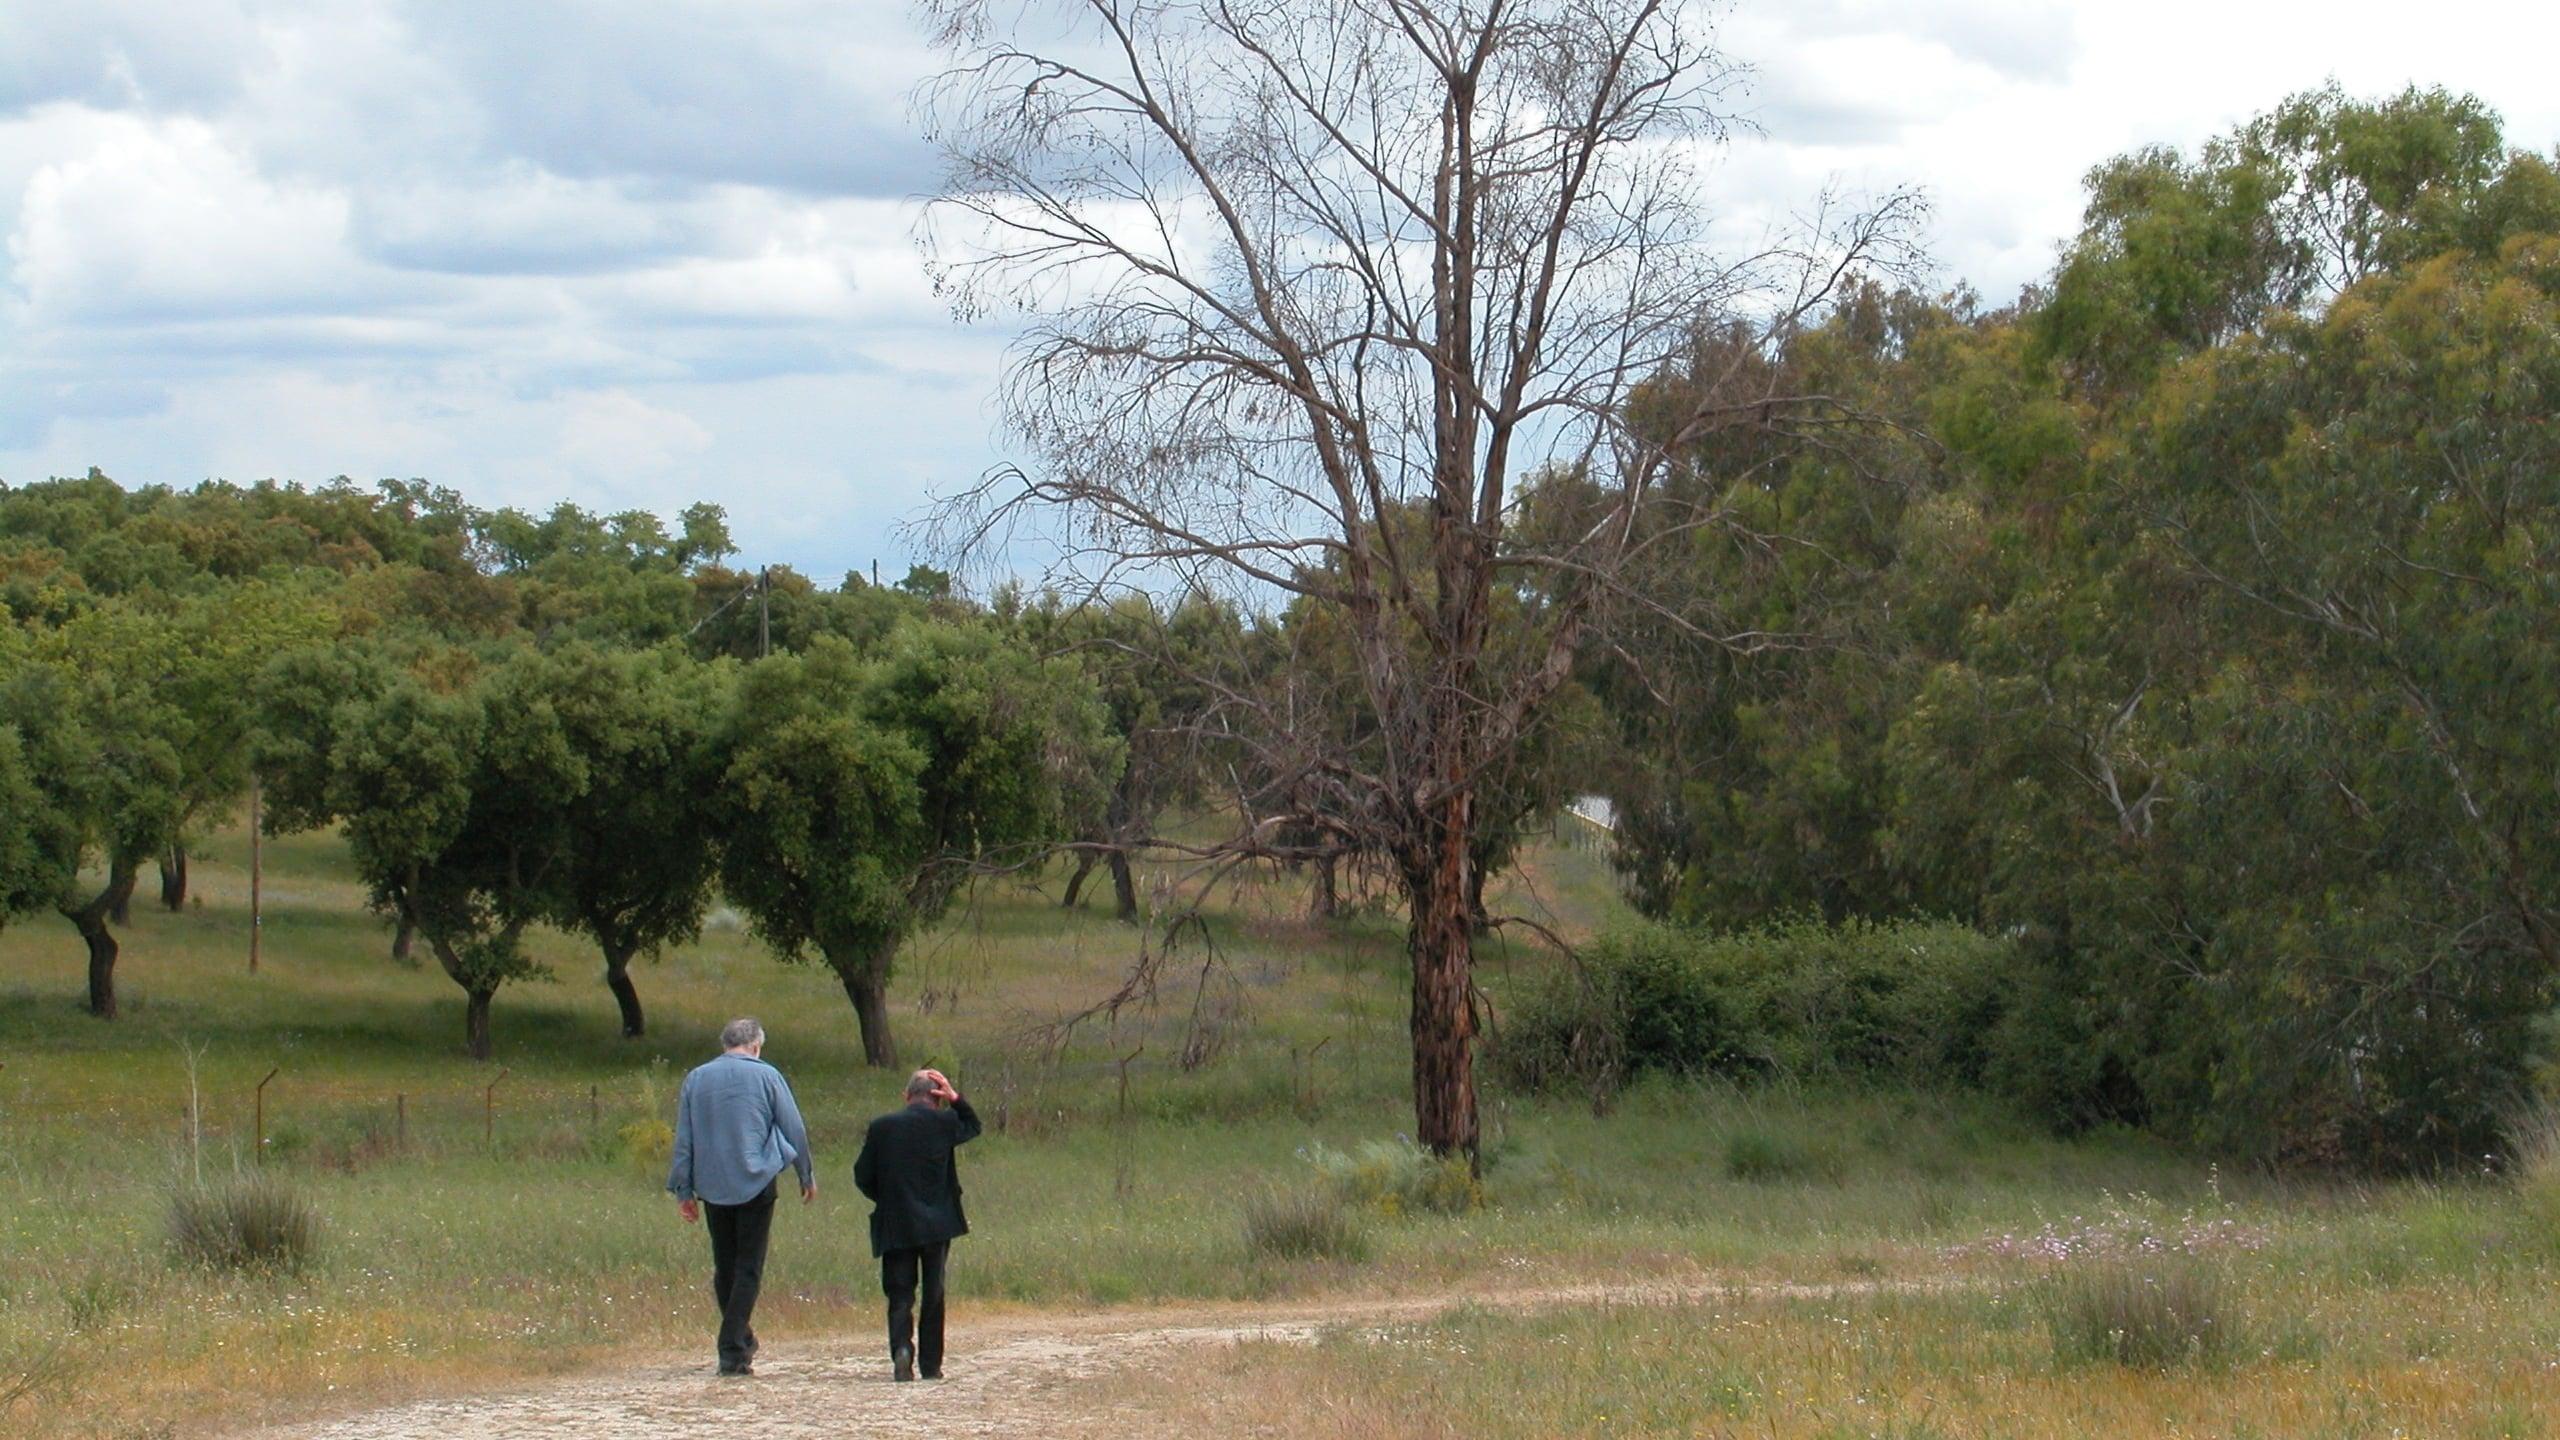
3, 816, 2557, 1438
1100, 1273, 2560, 1438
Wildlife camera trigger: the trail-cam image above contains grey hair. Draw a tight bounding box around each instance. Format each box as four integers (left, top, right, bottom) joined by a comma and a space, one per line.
905, 1071, 938, 1101
720, 1017, 765, 1051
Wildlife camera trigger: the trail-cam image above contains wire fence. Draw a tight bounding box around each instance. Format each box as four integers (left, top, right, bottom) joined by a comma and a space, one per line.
123, 1069, 687, 1173
52, 1037, 1370, 1177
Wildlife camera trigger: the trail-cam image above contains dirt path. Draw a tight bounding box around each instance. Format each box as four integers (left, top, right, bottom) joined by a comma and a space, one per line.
237, 1278, 1921, 1440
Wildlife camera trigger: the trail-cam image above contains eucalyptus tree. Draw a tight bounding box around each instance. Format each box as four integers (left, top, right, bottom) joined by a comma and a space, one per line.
919, 0, 1915, 1155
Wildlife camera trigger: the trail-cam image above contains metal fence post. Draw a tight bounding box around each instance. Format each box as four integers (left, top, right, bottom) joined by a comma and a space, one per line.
484, 1068, 509, 1151
253, 1068, 280, 1164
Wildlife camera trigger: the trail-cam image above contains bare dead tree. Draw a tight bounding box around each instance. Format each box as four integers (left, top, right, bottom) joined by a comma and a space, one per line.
917, 0, 1921, 1160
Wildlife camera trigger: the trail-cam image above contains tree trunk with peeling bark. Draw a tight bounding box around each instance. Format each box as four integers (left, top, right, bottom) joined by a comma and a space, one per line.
1108, 849, 1138, 923
1061, 852, 1097, 909
922, 0, 1913, 1164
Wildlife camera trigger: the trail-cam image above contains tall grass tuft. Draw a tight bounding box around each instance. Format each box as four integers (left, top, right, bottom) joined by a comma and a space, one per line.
167, 1171, 323, 1274
1243, 1186, 1369, 1262
1721, 1126, 1842, 1184
2515, 1101, 2560, 1255
1308, 1137, 1482, 1215
2043, 1257, 2245, 1369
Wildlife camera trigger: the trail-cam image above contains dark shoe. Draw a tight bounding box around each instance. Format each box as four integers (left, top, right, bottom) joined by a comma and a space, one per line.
893, 1344, 915, 1383
717, 1363, 755, 1378
920, 1369, 942, 1380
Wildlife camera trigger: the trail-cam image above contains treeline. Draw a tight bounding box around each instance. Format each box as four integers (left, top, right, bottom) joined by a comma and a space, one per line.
8, 81, 2555, 1173
0, 477, 1183, 1061
1576, 84, 2560, 1170
0, 474, 1527, 1064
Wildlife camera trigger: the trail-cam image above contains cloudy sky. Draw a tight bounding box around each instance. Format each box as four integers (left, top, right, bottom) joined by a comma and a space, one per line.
3, 0, 2554, 579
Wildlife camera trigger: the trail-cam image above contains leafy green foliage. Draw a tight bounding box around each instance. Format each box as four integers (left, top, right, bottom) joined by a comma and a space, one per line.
0, 641, 88, 930
1587, 84, 2560, 1171
1492, 919, 2018, 1095
717, 622, 1119, 1063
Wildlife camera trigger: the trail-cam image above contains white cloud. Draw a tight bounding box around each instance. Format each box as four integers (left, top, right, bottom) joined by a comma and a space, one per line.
7, 113, 395, 325
2, 0, 2558, 579
555, 389, 714, 488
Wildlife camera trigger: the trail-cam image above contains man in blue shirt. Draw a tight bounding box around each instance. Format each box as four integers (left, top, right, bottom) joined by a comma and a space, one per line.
668, 1017, 815, 1377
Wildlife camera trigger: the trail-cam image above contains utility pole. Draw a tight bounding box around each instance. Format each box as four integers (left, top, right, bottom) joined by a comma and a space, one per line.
757, 566, 771, 658
248, 772, 263, 974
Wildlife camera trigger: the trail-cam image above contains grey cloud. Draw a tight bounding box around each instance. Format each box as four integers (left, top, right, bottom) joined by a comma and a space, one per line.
1760, 0, 2080, 87
403, 0, 943, 197
349, 176, 711, 277
1742, 66, 1926, 148
0, 1, 260, 114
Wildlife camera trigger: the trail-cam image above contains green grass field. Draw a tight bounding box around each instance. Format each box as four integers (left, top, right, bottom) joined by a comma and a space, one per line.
3, 815, 2558, 1438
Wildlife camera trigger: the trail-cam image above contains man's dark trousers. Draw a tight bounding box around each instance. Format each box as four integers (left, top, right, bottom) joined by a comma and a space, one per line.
882, 1239, 950, 1376
705, 1180, 778, 1371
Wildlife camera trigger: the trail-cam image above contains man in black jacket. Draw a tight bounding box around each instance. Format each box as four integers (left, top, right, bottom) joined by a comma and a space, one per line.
853, 1067, 981, 1382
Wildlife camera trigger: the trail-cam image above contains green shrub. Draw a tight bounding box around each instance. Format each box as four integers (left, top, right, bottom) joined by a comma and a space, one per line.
2042, 1258, 2246, 1369
1242, 1186, 1368, 1261
1492, 917, 2019, 1094
167, 1170, 323, 1273
614, 1116, 675, 1171
1721, 1127, 1843, 1184
1307, 1138, 1482, 1215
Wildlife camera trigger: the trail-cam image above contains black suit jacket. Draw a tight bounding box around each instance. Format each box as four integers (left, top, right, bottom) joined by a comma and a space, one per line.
853, 1098, 981, 1257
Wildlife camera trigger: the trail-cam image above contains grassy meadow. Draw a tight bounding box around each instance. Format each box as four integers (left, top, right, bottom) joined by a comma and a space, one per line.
3, 815, 2558, 1438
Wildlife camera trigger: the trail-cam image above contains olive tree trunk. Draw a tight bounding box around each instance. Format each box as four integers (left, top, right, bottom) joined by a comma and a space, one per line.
159, 846, 189, 911
425, 930, 501, 1062
829, 942, 899, 1068
463, 987, 496, 1062
62, 861, 140, 1019
603, 941, 646, 1039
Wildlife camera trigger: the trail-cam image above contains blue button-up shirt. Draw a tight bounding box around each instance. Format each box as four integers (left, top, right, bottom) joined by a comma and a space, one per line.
667, 1052, 814, 1206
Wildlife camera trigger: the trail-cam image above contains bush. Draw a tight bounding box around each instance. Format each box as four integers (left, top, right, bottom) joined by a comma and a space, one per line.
2043, 1258, 2245, 1369
168, 1171, 323, 1273
1721, 1127, 1844, 1184
614, 1117, 675, 1171
1307, 1138, 1482, 1215
1242, 1186, 1368, 1262
1491, 917, 2019, 1094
